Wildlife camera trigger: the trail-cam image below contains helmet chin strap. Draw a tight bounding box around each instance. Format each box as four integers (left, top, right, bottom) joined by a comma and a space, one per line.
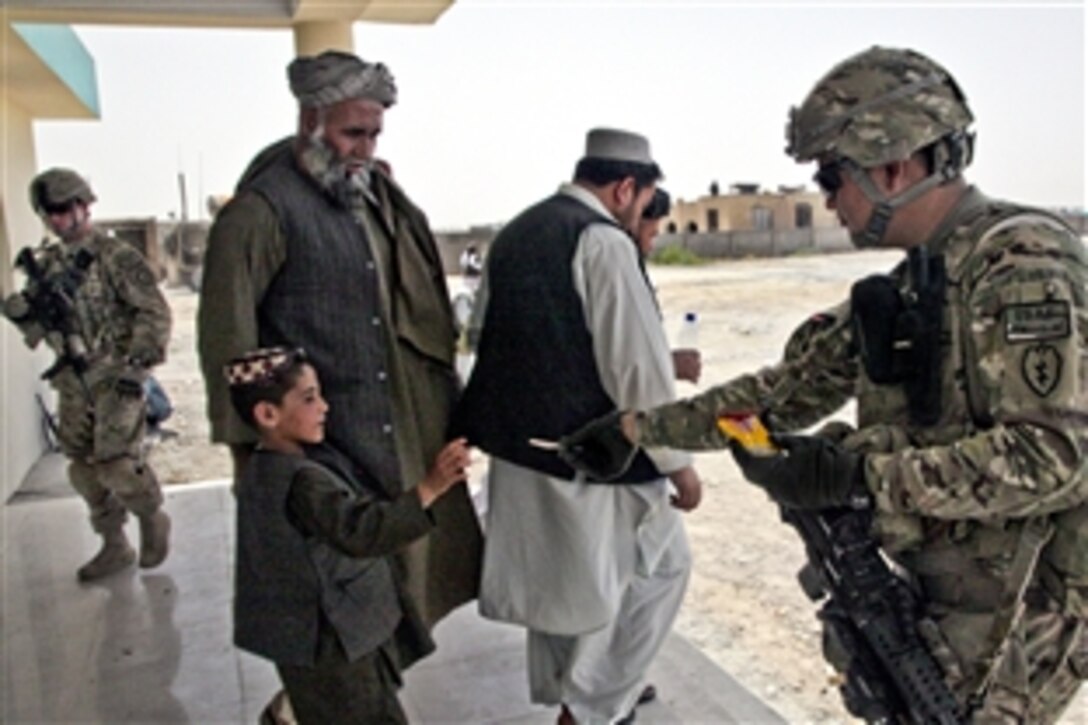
843, 132, 974, 248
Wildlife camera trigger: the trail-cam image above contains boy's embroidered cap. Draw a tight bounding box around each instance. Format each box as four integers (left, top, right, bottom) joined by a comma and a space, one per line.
225, 347, 306, 386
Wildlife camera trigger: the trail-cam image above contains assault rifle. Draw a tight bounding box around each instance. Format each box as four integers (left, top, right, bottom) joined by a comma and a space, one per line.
13, 246, 94, 387
782, 503, 964, 724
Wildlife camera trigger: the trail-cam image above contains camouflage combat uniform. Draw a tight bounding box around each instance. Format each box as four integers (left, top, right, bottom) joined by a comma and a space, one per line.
7, 231, 171, 549
636, 47, 1087, 724
640, 189, 1087, 720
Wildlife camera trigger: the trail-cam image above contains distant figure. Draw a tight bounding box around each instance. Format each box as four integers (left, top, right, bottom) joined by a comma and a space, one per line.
3, 167, 172, 581
144, 376, 174, 437
206, 194, 232, 217
227, 347, 471, 724
459, 244, 483, 294
453, 128, 702, 724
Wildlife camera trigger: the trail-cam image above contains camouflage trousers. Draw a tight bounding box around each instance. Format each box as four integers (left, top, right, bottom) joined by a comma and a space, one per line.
824, 586, 1084, 723
972, 590, 1086, 724
56, 371, 162, 531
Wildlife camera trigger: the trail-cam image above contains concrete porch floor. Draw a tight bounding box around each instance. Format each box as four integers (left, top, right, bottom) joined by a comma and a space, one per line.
1, 453, 784, 724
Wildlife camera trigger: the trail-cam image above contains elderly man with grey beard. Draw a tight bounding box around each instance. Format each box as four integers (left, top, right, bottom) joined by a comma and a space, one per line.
197, 50, 483, 722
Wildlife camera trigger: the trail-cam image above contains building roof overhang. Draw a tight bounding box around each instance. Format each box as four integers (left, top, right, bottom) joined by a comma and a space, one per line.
2, 0, 455, 29
4, 21, 99, 118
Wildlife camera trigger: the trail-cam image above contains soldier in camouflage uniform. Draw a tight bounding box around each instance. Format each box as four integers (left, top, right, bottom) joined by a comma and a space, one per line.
3, 168, 173, 582
563, 47, 1086, 722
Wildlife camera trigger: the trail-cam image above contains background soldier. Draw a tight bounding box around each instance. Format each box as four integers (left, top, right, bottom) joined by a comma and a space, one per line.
563, 47, 1086, 722
3, 168, 173, 581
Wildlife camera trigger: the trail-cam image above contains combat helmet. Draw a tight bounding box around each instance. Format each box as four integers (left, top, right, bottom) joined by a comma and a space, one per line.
786, 47, 975, 246
29, 168, 96, 215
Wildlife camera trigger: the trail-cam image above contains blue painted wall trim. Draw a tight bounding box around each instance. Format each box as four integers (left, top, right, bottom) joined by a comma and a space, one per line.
12, 23, 100, 117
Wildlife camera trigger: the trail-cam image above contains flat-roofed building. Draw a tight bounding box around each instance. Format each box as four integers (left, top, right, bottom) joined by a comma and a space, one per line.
663, 182, 839, 235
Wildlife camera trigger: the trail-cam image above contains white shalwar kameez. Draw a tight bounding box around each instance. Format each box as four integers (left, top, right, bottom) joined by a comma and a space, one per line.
475, 183, 694, 724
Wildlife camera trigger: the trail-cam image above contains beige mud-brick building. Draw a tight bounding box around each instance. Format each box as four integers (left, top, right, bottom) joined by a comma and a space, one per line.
664, 182, 839, 234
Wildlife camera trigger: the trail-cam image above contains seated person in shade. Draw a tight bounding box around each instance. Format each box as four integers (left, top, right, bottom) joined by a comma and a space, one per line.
225, 347, 471, 725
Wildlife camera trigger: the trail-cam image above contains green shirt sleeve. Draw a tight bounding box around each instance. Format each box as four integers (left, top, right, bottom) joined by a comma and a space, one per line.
196, 192, 286, 445
638, 302, 858, 449
287, 465, 434, 558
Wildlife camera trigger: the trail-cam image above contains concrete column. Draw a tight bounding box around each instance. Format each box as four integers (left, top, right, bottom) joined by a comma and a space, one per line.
292, 21, 353, 55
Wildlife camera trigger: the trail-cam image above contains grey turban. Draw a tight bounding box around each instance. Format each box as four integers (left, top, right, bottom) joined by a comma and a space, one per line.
287, 51, 397, 108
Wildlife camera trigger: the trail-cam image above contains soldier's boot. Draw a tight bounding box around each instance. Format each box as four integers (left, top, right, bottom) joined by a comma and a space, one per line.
101, 457, 169, 569
78, 526, 137, 581
137, 509, 171, 569
77, 489, 136, 582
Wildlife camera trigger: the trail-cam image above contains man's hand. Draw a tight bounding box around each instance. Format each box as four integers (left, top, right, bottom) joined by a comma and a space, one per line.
672, 349, 702, 384
558, 411, 638, 480
729, 434, 868, 510
670, 348, 705, 383
668, 466, 703, 511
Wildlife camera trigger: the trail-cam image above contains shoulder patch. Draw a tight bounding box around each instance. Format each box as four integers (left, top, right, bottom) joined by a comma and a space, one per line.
1022, 344, 1063, 397
111, 245, 155, 287
1004, 301, 1071, 342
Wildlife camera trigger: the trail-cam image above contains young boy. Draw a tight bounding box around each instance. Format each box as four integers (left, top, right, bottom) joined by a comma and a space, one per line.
225, 346, 471, 724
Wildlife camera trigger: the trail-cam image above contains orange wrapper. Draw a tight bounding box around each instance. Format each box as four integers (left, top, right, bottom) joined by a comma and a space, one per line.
716, 414, 777, 454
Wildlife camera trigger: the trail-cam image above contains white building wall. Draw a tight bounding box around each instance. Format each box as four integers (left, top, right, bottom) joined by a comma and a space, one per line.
1, 98, 54, 503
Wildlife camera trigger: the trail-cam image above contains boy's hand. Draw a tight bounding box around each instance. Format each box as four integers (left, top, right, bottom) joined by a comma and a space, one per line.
418, 437, 472, 508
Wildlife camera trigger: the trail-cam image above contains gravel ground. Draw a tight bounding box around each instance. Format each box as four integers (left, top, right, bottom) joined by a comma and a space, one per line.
151, 249, 1086, 723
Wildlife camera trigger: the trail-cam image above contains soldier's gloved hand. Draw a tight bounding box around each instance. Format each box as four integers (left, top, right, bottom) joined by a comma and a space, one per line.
125, 350, 159, 369
3, 292, 31, 322
114, 367, 145, 398
729, 434, 869, 510
558, 411, 637, 481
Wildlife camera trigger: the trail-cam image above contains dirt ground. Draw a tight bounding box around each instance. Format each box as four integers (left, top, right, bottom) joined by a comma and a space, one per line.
149, 249, 1085, 723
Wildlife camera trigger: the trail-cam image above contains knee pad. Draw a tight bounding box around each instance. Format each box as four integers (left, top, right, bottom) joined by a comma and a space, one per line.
68, 458, 104, 500
96, 457, 163, 516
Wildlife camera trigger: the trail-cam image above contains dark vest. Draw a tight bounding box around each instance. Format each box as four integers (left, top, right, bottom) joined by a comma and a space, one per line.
233, 448, 402, 666
453, 193, 661, 482
244, 146, 401, 493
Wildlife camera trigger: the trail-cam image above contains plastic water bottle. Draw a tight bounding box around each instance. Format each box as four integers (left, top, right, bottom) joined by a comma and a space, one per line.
676, 311, 700, 352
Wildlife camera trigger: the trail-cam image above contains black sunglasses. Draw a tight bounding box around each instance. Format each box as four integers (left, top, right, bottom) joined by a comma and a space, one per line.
813, 160, 845, 197
42, 200, 76, 215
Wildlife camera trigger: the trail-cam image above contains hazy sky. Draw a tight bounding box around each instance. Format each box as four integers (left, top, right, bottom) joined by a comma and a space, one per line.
32, 1, 1085, 230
